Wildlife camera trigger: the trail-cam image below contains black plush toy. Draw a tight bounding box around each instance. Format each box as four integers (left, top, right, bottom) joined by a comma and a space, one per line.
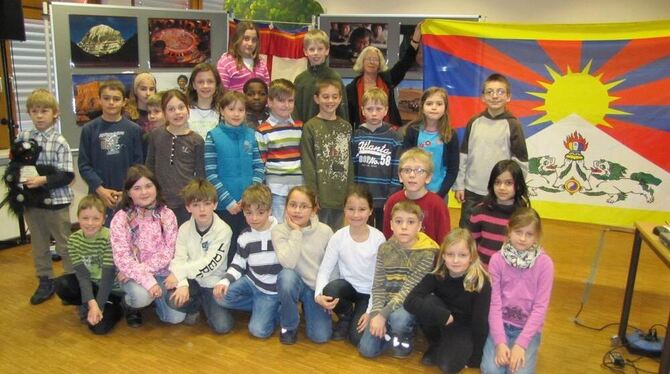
1, 139, 56, 216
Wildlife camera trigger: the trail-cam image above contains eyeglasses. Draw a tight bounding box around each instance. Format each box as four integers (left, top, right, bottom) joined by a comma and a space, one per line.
400, 167, 428, 176
484, 88, 507, 97
287, 202, 313, 211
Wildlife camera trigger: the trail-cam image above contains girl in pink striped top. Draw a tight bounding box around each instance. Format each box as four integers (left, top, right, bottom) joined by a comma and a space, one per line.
217, 22, 270, 92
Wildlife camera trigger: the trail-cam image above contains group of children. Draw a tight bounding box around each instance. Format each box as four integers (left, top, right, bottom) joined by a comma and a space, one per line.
17, 23, 552, 374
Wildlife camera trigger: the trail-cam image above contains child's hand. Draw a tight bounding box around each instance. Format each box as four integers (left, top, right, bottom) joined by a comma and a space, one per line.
315, 295, 339, 310
116, 272, 129, 283
170, 286, 189, 307
445, 315, 454, 326
213, 284, 228, 300
357, 313, 370, 333
369, 314, 387, 338
148, 284, 162, 299
164, 273, 178, 289
495, 344, 511, 367
509, 344, 526, 372
24, 176, 47, 189
284, 212, 300, 231
412, 21, 423, 44
454, 190, 465, 203
96, 186, 120, 208
227, 203, 242, 215
87, 300, 103, 326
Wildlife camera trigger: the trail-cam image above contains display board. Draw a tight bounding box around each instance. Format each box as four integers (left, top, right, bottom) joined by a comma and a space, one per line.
50, 3, 227, 149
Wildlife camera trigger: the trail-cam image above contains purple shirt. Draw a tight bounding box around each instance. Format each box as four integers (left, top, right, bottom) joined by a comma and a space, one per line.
488, 250, 554, 349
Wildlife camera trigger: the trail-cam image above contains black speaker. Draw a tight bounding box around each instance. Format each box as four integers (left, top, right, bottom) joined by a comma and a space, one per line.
1, 0, 27, 41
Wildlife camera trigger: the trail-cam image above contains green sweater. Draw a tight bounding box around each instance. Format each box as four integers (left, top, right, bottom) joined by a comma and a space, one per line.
370, 232, 438, 318
68, 228, 117, 307
300, 116, 354, 209
293, 62, 349, 122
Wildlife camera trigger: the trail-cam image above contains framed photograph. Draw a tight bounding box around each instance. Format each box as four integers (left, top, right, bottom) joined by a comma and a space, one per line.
153, 71, 191, 94
69, 15, 138, 68
396, 79, 423, 125
328, 22, 388, 69
149, 18, 212, 68
72, 74, 134, 125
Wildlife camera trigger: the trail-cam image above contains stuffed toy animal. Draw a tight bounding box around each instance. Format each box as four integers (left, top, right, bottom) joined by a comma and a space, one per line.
1, 139, 56, 216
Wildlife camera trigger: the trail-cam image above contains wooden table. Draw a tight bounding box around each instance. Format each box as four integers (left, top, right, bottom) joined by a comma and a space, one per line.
618, 222, 670, 374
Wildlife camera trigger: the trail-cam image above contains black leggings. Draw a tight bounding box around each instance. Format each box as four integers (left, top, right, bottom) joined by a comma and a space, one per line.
417, 294, 476, 373
322, 278, 369, 346
55, 273, 123, 335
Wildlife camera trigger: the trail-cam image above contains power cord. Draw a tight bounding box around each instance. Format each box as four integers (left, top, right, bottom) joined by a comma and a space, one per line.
602, 347, 659, 373
572, 302, 639, 331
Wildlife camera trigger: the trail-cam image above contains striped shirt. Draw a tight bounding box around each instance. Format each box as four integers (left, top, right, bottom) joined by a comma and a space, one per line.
469, 202, 517, 265
255, 115, 304, 191
216, 52, 270, 92
17, 127, 74, 205
219, 217, 280, 294
69, 228, 113, 281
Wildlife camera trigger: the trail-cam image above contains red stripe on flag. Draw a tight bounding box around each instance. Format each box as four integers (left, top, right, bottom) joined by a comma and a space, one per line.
603, 118, 670, 171
611, 77, 670, 105
537, 40, 582, 74
448, 97, 543, 127
423, 34, 548, 88
595, 37, 670, 82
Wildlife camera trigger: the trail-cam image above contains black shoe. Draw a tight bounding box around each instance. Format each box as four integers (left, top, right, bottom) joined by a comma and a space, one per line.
279, 328, 297, 345
125, 309, 143, 328
30, 276, 55, 305
391, 335, 413, 358
421, 345, 438, 366
332, 311, 353, 341
51, 252, 62, 262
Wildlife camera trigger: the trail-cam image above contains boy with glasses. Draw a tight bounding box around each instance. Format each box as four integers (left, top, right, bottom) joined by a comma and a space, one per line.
382, 148, 450, 244
452, 73, 528, 228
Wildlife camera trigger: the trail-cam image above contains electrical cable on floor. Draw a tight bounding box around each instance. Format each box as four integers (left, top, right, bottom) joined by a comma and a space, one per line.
601, 346, 659, 373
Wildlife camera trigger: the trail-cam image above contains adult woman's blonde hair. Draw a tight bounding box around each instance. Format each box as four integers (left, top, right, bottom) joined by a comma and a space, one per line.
352, 46, 389, 74
433, 228, 489, 292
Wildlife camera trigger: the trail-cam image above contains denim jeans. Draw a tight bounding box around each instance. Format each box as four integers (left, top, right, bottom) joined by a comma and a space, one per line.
121, 275, 186, 324
358, 306, 415, 358
271, 193, 286, 224
216, 276, 279, 338
481, 324, 542, 374
166, 279, 233, 334
277, 269, 332, 343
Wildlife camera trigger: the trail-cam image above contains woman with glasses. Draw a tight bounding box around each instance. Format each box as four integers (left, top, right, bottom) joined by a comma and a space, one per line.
346, 24, 423, 129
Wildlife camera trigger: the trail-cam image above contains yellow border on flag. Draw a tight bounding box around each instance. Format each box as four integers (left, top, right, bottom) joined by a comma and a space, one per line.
422, 19, 670, 41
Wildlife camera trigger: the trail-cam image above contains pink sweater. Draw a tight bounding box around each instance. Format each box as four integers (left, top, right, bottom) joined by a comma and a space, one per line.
216, 52, 270, 92
487, 250, 554, 349
110, 206, 178, 290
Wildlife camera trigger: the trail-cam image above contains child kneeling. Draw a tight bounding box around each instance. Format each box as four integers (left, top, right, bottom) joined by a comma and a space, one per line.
163, 178, 233, 333
358, 200, 438, 358
213, 184, 281, 338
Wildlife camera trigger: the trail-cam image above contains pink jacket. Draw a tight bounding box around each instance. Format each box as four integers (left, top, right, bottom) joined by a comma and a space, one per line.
216, 52, 270, 92
111, 206, 178, 290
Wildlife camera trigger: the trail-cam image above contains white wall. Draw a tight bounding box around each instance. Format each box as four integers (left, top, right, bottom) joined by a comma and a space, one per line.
319, 0, 670, 23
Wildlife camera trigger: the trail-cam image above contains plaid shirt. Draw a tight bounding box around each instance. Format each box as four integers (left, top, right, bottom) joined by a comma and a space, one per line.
17, 126, 74, 205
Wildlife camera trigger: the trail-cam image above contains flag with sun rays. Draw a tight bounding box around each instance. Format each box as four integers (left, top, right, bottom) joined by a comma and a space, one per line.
421, 19, 670, 227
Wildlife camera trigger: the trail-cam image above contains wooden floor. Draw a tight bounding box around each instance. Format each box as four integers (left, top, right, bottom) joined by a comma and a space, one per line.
0, 209, 668, 373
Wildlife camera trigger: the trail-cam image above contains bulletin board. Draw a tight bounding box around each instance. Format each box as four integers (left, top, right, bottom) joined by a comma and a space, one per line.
49, 3, 228, 149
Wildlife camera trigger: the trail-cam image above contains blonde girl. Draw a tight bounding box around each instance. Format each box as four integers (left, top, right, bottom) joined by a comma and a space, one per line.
481, 208, 554, 374
216, 21, 270, 92
405, 228, 491, 372
187, 63, 223, 140
272, 186, 334, 345
125, 72, 157, 134
402, 87, 459, 198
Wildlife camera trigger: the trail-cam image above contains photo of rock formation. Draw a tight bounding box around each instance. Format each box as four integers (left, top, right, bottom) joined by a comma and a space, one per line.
69, 15, 138, 67
72, 74, 134, 125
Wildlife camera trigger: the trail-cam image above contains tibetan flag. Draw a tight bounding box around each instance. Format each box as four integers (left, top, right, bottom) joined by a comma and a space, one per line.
229, 20, 308, 81
422, 20, 670, 227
